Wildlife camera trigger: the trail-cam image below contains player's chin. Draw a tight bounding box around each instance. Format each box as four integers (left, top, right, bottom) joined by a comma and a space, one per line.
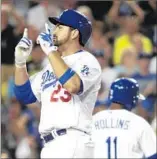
53, 41, 59, 47
54, 41, 63, 47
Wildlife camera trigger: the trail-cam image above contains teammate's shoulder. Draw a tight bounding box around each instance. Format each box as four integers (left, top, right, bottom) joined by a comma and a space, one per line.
133, 114, 154, 133
126, 110, 150, 126
122, 110, 142, 118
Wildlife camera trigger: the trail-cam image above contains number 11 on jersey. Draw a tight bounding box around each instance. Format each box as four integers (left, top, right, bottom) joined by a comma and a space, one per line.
106, 137, 117, 159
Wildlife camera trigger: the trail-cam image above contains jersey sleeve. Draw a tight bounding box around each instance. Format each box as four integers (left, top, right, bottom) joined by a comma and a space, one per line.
29, 72, 42, 102
72, 55, 102, 95
140, 119, 157, 158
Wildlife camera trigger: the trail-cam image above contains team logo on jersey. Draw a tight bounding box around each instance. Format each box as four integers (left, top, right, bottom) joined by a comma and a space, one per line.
81, 65, 90, 76
41, 70, 57, 91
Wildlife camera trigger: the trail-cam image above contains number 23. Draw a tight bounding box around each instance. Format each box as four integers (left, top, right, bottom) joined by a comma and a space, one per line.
50, 84, 71, 102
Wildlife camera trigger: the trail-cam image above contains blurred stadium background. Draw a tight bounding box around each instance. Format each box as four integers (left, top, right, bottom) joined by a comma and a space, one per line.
1, 0, 156, 158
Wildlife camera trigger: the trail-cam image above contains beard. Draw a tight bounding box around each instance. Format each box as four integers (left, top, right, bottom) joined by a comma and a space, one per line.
53, 37, 69, 46
53, 38, 62, 46
53, 35, 59, 46
53, 31, 71, 47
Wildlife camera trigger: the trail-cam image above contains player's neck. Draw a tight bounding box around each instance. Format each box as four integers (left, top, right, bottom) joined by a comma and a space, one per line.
93, 106, 107, 115
110, 103, 123, 110
59, 42, 83, 57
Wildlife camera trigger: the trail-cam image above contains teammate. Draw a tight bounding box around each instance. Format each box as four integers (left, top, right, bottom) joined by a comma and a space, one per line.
14, 9, 101, 158
92, 78, 157, 159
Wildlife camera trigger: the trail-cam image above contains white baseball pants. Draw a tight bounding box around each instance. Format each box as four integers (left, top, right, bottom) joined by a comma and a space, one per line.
40, 129, 94, 158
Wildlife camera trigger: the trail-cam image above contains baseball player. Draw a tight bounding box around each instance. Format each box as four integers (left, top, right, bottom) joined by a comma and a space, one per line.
14, 9, 101, 158
92, 78, 157, 159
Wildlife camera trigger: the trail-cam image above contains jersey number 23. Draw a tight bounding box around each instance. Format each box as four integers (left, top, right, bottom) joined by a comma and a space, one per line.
50, 84, 71, 102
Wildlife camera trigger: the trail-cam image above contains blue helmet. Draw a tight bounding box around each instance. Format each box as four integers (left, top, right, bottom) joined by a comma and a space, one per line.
48, 9, 92, 46
108, 78, 145, 110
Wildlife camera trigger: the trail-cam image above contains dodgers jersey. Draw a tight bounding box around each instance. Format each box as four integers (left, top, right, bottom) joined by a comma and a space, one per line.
30, 50, 101, 134
92, 109, 156, 158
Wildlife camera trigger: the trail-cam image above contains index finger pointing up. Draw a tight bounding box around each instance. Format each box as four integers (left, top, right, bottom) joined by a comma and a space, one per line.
45, 23, 51, 34
23, 28, 28, 38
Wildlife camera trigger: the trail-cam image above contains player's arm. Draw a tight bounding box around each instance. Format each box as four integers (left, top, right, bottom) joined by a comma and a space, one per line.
125, 1, 144, 22
48, 52, 81, 94
107, 0, 121, 24
47, 50, 101, 95
140, 119, 157, 159
37, 24, 102, 95
14, 28, 38, 105
37, 24, 82, 94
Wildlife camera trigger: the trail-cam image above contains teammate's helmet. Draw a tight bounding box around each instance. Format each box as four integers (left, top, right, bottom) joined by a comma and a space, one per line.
108, 78, 145, 110
48, 9, 92, 46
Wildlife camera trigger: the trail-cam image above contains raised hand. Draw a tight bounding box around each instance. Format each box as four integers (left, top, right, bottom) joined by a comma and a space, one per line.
36, 23, 58, 56
15, 28, 33, 66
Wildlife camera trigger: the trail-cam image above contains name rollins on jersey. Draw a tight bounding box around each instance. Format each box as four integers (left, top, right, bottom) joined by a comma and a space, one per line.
94, 118, 130, 130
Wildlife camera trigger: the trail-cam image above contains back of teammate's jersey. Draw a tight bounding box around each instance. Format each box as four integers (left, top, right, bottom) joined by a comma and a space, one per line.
92, 109, 156, 158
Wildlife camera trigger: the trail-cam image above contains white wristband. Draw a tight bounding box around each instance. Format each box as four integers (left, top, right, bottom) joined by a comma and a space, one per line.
47, 46, 58, 55
52, 46, 58, 51
15, 62, 26, 68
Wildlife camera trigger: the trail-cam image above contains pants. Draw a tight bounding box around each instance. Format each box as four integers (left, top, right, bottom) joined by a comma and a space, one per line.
40, 129, 94, 158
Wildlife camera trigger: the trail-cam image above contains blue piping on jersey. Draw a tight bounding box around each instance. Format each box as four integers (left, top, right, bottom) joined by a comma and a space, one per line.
42, 79, 58, 91
75, 50, 83, 54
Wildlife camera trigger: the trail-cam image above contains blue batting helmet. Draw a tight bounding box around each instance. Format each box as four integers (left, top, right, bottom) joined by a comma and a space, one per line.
108, 78, 145, 110
48, 9, 92, 46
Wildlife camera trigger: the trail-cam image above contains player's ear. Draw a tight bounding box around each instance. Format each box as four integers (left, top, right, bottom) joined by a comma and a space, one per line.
71, 29, 79, 40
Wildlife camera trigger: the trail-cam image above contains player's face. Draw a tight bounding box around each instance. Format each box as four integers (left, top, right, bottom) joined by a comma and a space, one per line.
52, 24, 73, 46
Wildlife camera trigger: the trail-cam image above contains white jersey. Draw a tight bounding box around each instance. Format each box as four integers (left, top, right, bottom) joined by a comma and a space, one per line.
30, 50, 101, 134
92, 109, 156, 158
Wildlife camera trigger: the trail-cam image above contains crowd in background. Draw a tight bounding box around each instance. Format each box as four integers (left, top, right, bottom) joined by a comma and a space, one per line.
1, 0, 156, 158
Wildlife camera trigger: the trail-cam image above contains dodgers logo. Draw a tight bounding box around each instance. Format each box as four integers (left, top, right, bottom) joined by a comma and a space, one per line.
41, 70, 57, 91
81, 65, 90, 76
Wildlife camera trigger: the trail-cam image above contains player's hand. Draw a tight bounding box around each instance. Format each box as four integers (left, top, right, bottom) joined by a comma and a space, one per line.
125, 0, 136, 5
15, 28, 33, 66
36, 23, 58, 56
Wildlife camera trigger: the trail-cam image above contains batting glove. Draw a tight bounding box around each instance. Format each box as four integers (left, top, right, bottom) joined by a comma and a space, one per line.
36, 23, 58, 56
15, 28, 33, 67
